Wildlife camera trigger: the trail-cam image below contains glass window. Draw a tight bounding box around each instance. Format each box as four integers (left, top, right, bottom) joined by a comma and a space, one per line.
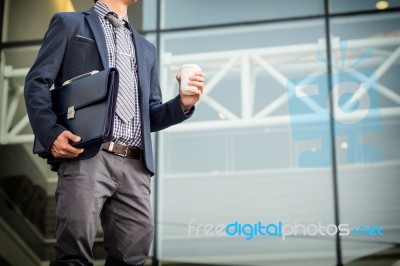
157, 19, 338, 266
330, 13, 400, 264
142, 0, 157, 31
161, 0, 324, 29
143, 33, 157, 46
330, 0, 400, 14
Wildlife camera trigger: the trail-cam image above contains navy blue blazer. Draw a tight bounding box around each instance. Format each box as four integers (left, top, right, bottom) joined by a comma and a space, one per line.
24, 8, 193, 175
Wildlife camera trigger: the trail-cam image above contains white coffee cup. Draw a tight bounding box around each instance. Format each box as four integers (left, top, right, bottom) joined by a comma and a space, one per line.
180, 64, 201, 95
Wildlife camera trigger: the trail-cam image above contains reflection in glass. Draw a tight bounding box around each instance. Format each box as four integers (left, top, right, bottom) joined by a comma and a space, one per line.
330, 0, 400, 13
156, 20, 338, 266
161, 0, 324, 29
331, 13, 400, 264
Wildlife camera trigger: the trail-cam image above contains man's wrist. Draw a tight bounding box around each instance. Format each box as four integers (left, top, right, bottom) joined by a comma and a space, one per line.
182, 105, 191, 113
179, 97, 192, 113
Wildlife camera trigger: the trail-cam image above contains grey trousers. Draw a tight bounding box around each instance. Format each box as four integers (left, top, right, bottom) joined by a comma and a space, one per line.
51, 151, 154, 266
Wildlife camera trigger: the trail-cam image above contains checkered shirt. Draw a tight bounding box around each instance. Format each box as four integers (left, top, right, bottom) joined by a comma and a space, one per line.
94, 1, 142, 148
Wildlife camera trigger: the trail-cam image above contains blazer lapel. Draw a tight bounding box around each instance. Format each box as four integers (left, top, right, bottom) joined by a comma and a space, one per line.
129, 25, 146, 94
85, 8, 109, 69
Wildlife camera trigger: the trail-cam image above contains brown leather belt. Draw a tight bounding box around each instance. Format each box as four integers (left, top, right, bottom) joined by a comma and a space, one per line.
102, 141, 143, 160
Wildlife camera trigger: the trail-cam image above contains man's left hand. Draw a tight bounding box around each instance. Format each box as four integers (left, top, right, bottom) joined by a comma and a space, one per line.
176, 71, 205, 112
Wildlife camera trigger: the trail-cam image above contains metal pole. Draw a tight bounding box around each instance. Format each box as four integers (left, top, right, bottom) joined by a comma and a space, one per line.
152, 0, 162, 264
324, 0, 343, 265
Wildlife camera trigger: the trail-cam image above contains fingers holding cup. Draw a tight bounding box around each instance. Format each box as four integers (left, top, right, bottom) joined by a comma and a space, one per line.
180, 64, 202, 95
188, 73, 205, 94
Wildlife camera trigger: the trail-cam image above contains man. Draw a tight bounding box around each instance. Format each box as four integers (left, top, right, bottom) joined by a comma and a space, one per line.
24, 0, 205, 265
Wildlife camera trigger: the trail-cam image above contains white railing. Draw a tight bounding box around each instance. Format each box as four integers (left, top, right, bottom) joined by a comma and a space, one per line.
0, 57, 33, 144
161, 36, 400, 133
0, 37, 399, 144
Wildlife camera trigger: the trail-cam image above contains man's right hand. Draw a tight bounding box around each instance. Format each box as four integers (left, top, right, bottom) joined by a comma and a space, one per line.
51, 130, 84, 158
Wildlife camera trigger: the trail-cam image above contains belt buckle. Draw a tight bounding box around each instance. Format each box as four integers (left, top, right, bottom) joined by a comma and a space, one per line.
122, 146, 129, 158
108, 141, 115, 152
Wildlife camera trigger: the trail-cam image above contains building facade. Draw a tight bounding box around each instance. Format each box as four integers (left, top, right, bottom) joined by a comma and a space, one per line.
0, 0, 399, 265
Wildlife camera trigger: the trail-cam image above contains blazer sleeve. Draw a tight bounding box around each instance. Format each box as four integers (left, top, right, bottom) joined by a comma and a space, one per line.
148, 45, 195, 132
24, 13, 68, 152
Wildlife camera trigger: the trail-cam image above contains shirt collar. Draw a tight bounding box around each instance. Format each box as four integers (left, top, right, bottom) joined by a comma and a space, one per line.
94, 1, 130, 24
